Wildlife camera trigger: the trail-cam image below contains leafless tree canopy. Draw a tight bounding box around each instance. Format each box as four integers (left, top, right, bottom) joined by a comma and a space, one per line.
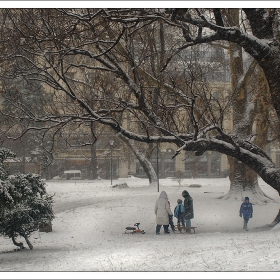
1, 8, 280, 196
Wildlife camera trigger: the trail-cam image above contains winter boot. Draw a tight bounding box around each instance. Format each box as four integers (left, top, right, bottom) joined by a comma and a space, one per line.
163, 225, 170, 234
156, 225, 161, 235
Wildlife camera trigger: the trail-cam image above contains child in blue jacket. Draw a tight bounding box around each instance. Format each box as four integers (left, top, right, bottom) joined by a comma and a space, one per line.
239, 197, 253, 231
174, 199, 185, 231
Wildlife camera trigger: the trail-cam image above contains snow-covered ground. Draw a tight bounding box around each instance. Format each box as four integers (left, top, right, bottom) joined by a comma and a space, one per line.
1, 176, 280, 278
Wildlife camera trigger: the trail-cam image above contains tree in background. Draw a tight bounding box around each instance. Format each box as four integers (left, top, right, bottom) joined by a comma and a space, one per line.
220, 9, 274, 204
0, 74, 52, 176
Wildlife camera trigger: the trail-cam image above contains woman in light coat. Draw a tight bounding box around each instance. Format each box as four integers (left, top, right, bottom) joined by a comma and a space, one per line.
154, 191, 173, 234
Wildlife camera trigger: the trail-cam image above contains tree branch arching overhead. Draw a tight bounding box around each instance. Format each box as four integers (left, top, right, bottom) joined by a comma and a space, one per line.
1, 8, 280, 225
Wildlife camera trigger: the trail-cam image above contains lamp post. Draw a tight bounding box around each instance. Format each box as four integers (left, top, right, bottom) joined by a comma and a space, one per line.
109, 140, 114, 185
157, 141, 159, 192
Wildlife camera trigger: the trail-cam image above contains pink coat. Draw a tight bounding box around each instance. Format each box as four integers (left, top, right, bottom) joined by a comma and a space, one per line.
154, 191, 172, 225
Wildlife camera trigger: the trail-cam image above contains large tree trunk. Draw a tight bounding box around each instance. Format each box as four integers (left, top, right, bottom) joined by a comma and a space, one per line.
244, 9, 280, 223
220, 9, 272, 204
242, 9, 280, 124
118, 134, 158, 186
222, 156, 272, 204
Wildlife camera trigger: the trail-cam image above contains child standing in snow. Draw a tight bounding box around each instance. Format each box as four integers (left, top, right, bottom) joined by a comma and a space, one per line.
239, 197, 253, 231
174, 199, 185, 231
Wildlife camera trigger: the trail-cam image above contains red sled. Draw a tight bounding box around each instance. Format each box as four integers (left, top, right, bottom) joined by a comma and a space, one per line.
124, 222, 145, 234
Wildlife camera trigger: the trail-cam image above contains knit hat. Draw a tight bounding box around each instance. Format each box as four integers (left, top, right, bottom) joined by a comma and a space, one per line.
182, 190, 189, 198
177, 199, 182, 204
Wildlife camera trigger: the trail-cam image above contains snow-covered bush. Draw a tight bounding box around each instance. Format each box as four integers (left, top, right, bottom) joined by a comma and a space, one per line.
189, 184, 202, 188
112, 183, 129, 188
0, 148, 54, 250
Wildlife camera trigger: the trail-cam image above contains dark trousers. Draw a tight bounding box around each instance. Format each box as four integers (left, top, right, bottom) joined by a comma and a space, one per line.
243, 216, 250, 225
169, 215, 175, 230
177, 216, 185, 227
156, 224, 169, 233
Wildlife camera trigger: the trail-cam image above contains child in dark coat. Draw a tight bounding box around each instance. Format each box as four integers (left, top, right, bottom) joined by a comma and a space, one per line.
174, 199, 185, 231
239, 197, 253, 231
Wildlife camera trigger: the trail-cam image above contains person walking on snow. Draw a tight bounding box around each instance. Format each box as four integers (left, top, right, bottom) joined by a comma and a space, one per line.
174, 199, 185, 231
239, 196, 253, 231
154, 191, 173, 235
182, 190, 194, 233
